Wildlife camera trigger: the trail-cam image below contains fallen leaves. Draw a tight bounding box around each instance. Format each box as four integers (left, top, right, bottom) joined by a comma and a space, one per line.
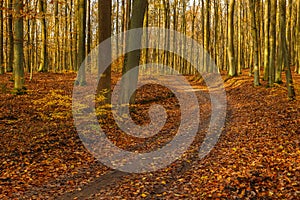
0, 70, 299, 199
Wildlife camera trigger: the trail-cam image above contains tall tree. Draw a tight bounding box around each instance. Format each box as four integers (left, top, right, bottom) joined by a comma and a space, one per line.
98, 0, 112, 103
13, 0, 25, 94
54, 0, 59, 72
249, 0, 260, 86
268, 0, 277, 87
76, 0, 87, 85
279, 0, 295, 99
7, 0, 13, 72
38, 0, 48, 72
204, 0, 210, 72
227, 0, 236, 77
120, 0, 148, 104
263, 0, 270, 81
237, 1, 243, 74
296, 0, 300, 74
0, 0, 4, 74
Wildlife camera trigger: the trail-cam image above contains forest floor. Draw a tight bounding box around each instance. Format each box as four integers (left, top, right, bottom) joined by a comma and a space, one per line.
0, 69, 299, 199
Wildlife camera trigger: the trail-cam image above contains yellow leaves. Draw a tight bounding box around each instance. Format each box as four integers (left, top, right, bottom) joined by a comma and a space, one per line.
174, 193, 183, 197
279, 145, 284, 149
177, 178, 185, 182
216, 174, 223, 181
141, 193, 148, 198
32, 89, 72, 120
61, 164, 68, 170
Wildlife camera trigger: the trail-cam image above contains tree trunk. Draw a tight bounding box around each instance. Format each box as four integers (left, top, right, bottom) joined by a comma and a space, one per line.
263, 0, 270, 81
73, 0, 78, 71
227, 0, 236, 77
13, 0, 25, 94
54, 0, 59, 72
38, 0, 48, 72
7, 0, 13, 72
204, 0, 210, 72
296, 0, 300, 73
237, 0, 242, 74
268, 0, 277, 87
279, 0, 296, 100
63, 0, 68, 71
0, 0, 4, 74
98, 0, 112, 103
120, 0, 148, 104
69, 0, 74, 70
76, 0, 87, 85
249, 0, 260, 86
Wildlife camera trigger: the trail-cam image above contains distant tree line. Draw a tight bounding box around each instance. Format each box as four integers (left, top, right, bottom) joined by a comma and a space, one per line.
0, 0, 299, 99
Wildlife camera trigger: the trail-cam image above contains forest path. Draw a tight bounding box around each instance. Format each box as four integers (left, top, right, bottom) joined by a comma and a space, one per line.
58, 75, 222, 200
59, 73, 300, 199
1, 72, 299, 199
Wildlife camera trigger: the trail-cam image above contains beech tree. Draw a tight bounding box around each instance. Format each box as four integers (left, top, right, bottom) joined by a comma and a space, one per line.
263, 0, 270, 81
249, 0, 260, 86
7, 0, 13, 72
98, 0, 112, 103
12, 0, 25, 94
268, 0, 277, 87
296, 0, 300, 74
120, 0, 148, 104
227, 0, 236, 77
279, 0, 295, 99
0, 0, 3, 74
38, 0, 48, 72
76, 0, 87, 86
0, 0, 296, 99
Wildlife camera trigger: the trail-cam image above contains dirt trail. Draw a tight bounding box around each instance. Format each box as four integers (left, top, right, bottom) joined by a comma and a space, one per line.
60, 73, 300, 199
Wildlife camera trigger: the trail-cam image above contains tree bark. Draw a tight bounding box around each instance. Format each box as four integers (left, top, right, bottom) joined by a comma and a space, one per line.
227, 0, 236, 77
120, 0, 148, 104
98, 0, 112, 103
54, 0, 59, 72
249, 0, 260, 86
13, 0, 25, 94
204, 0, 210, 72
76, 0, 87, 85
7, 0, 13, 72
296, 0, 300, 74
0, 0, 4, 74
268, 0, 277, 87
263, 0, 270, 81
279, 0, 296, 99
38, 0, 48, 72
